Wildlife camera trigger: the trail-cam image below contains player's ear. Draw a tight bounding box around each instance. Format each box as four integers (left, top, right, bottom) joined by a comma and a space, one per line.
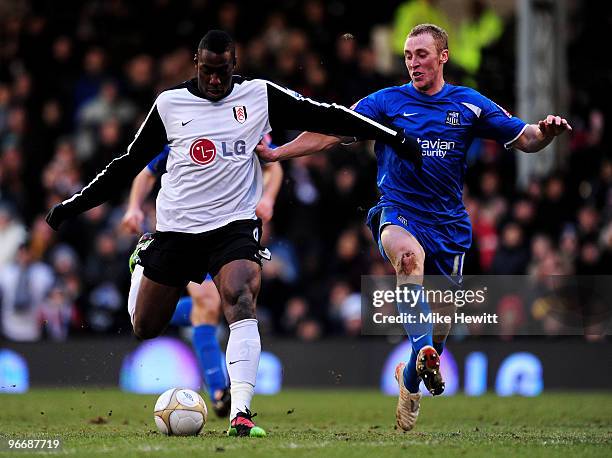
193, 53, 198, 65
440, 49, 449, 64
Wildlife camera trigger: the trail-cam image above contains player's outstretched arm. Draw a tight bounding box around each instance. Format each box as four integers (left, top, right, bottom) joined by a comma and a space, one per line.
120, 168, 157, 234
256, 162, 283, 223
512, 114, 572, 153
264, 82, 421, 166
256, 132, 345, 162
45, 102, 168, 231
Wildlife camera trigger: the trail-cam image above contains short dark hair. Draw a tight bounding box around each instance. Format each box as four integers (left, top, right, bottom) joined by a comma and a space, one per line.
408, 24, 448, 53
198, 30, 235, 56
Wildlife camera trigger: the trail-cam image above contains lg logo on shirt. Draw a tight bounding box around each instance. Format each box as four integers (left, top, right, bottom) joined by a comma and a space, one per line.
189, 139, 247, 165
190, 138, 217, 165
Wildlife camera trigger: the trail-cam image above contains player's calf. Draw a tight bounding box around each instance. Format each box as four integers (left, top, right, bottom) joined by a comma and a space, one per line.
129, 268, 182, 340
216, 260, 263, 430
133, 306, 174, 340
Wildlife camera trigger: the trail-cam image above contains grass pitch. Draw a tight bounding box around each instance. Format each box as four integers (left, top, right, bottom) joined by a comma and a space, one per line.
0, 389, 610, 457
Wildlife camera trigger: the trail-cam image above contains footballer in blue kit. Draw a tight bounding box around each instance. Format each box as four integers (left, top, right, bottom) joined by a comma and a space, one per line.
257, 23, 571, 431
356, 79, 527, 283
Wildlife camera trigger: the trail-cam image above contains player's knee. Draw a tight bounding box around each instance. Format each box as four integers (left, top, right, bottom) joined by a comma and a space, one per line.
234, 292, 256, 320
191, 293, 221, 325
224, 287, 256, 323
191, 302, 220, 325
397, 250, 424, 275
193, 292, 221, 312
190, 289, 211, 307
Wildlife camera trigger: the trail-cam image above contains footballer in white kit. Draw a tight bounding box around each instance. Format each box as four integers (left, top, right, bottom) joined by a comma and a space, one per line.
46, 30, 421, 437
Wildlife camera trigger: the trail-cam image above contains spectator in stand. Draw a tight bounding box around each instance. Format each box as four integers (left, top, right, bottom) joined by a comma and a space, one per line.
0, 241, 55, 341
280, 296, 310, 336
124, 54, 156, 112
73, 48, 109, 113
490, 222, 530, 274
392, 0, 452, 58
0, 203, 26, 268
76, 80, 136, 161
453, 0, 504, 83
40, 282, 76, 341
576, 205, 600, 244
0, 83, 11, 135
536, 176, 572, 238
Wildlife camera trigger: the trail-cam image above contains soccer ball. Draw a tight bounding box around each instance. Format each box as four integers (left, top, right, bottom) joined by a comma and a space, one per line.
154, 388, 208, 436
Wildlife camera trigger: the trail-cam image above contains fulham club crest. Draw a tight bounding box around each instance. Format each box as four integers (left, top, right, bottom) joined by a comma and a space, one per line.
233, 106, 247, 124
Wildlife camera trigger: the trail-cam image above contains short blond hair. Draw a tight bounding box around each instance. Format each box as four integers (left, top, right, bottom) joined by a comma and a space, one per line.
408, 24, 448, 54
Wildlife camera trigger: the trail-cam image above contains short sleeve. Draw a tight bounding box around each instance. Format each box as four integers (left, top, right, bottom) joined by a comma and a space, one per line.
473, 96, 527, 149
353, 92, 385, 124
146, 145, 170, 176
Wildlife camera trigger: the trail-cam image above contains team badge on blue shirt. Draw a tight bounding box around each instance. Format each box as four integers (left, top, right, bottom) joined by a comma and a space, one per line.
445, 110, 460, 126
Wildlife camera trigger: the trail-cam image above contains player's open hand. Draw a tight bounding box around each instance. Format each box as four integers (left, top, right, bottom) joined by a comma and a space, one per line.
255, 140, 279, 162
538, 115, 572, 138
121, 207, 145, 234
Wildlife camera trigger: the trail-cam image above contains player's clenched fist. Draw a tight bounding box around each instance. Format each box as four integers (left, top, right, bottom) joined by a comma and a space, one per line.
121, 207, 145, 234
255, 140, 278, 162
537, 115, 572, 138
255, 196, 274, 223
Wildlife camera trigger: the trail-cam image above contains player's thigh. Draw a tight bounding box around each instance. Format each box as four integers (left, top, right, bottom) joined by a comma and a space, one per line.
213, 259, 261, 324
380, 224, 425, 276
187, 280, 221, 325
132, 231, 200, 328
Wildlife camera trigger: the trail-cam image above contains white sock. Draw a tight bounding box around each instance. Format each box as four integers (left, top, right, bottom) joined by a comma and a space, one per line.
127, 265, 144, 327
226, 318, 260, 420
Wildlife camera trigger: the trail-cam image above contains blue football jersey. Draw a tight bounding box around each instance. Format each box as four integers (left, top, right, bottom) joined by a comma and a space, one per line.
146, 145, 170, 176
355, 82, 527, 224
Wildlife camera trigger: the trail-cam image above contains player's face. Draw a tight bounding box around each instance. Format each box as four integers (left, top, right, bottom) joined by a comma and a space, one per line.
196, 49, 235, 101
404, 33, 448, 94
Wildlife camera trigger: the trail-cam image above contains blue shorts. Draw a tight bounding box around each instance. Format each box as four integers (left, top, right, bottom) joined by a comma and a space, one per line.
367, 205, 472, 286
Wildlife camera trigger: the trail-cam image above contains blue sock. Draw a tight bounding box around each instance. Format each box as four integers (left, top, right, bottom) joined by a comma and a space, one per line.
397, 283, 433, 392
403, 348, 420, 393
192, 324, 227, 395
170, 296, 193, 327
397, 283, 433, 352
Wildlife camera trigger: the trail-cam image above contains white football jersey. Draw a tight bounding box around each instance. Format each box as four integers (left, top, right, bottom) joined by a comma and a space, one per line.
155, 78, 270, 232
60, 76, 403, 234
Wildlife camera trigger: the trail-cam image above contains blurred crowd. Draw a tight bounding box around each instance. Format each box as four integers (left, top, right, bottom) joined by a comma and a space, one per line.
0, 0, 609, 342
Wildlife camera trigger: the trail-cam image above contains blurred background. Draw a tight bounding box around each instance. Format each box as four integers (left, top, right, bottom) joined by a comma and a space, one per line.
0, 0, 610, 393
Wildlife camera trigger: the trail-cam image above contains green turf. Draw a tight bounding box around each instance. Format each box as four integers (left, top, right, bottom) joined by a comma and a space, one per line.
0, 389, 610, 457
